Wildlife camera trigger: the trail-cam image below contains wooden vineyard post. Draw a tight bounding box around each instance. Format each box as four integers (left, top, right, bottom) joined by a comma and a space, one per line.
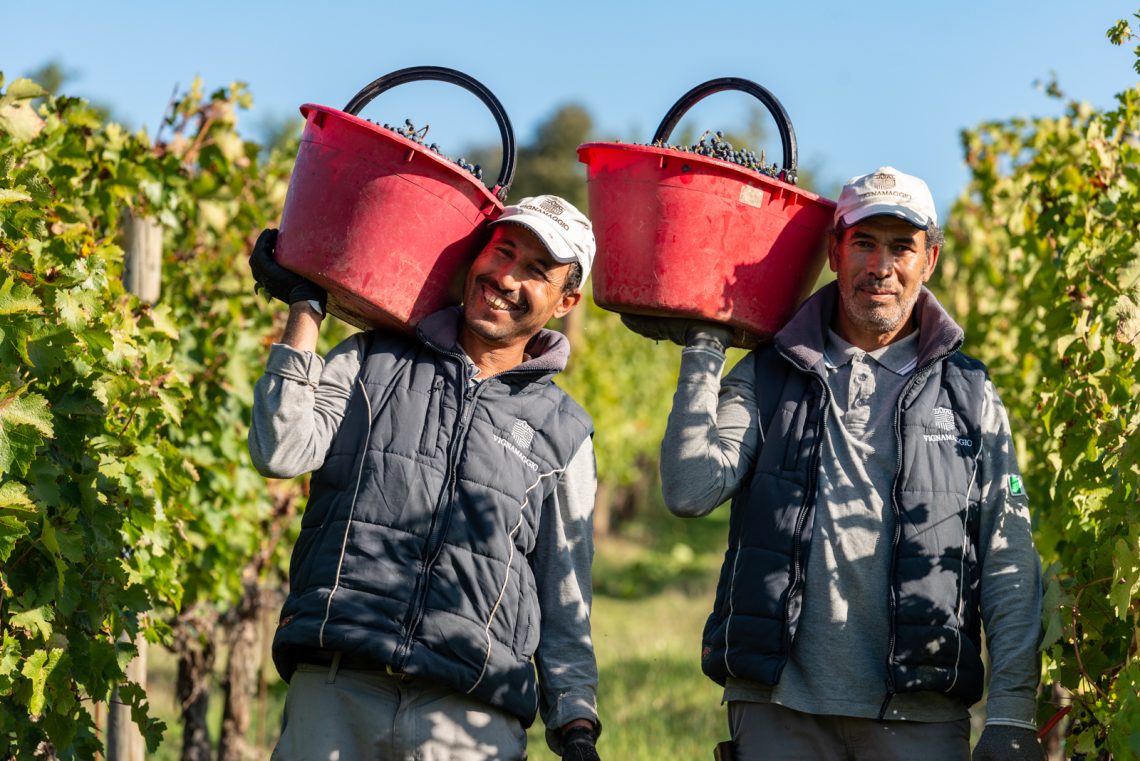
106, 636, 147, 761
122, 212, 163, 304
106, 211, 163, 760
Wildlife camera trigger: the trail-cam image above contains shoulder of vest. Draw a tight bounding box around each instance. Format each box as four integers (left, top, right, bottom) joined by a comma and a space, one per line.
752, 343, 788, 372
924, 351, 990, 431
364, 328, 423, 353
943, 349, 990, 383
549, 384, 594, 437
362, 329, 467, 375
751, 343, 818, 389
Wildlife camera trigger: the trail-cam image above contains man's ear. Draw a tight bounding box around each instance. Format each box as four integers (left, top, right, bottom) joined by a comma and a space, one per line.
923, 244, 941, 282
827, 234, 840, 273
553, 290, 582, 319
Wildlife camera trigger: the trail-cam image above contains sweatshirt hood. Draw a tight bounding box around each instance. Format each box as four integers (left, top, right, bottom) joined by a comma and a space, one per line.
416, 306, 571, 379
775, 282, 964, 373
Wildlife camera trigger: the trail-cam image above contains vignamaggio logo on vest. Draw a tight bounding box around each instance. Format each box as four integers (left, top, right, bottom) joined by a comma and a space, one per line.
924, 406, 973, 449
493, 418, 539, 471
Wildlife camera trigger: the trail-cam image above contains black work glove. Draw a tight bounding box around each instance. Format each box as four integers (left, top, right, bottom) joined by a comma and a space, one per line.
619, 314, 735, 352
248, 228, 327, 313
972, 725, 1045, 761
561, 725, 600, 761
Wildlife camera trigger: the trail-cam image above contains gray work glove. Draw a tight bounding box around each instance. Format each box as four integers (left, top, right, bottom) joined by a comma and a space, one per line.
248, 228, 327, 313
561, 725, 600, 761
619, 314, 735, 353
972, 725, 1045, 761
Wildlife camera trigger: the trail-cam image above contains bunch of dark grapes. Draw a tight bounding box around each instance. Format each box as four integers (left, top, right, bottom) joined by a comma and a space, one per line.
642, 130, 792, 183
363, 117, 484, 181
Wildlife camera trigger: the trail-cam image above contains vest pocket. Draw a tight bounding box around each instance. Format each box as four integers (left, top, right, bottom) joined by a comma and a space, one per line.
417, 376, 445, 456
781, 401, 811, 472
288, 525, 324, 593
512, 578, 540, 658
510, 562, 540, 656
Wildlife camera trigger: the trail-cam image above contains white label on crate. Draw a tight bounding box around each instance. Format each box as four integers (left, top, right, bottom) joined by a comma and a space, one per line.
739, 185, 765, 208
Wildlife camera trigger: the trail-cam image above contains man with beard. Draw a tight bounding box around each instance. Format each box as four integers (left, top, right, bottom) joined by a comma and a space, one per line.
632, 168, 1044, 760
247, 196, 602, 761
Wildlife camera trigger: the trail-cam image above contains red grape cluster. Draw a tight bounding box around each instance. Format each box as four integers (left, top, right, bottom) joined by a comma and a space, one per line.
644, 130, 784, 180
365, 117, 484, 181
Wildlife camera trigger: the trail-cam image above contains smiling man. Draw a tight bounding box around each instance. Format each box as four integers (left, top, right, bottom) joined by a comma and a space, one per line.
641, 168, 1045, 761
246, 195, 602, 761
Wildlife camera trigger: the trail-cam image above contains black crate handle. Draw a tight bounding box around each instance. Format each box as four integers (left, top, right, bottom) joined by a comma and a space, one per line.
343, 66, 516, 201
652, 77, 799, 184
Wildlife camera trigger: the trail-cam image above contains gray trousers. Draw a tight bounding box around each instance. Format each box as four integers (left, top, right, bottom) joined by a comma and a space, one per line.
272, 661, 528, 761
729, 702, 970, 761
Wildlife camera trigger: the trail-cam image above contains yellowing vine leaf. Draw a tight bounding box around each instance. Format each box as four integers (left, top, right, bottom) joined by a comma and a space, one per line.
0, 278, 41, 315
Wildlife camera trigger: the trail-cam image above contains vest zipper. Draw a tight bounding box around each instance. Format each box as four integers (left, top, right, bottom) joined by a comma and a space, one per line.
881, 386, 906, 719
882, 356, 944, 718
779, 380, 828, 669
771, 349, 830, 680
395, 367, 483, 667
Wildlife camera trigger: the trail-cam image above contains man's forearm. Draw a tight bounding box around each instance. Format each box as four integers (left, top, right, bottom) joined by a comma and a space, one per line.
659, 346, 760, 516
280, 301, 323, 351
534, 439, 601, 754
977, 382, 1043, 726
247, 332, 362, 478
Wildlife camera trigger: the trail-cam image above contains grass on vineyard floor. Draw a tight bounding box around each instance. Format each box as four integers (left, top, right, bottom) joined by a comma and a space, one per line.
145, 506, 732, 760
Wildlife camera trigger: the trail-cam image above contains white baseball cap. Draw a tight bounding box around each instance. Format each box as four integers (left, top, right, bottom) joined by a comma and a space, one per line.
834, 166, 938, 230
490, 195, 596, 284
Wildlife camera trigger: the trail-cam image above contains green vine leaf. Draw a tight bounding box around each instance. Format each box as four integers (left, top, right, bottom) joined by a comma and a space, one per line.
0, 390, 54, 475
9, 606, 53, 642
1110, 535, 1140, 620
0, 278, 41, 315
20, 648, 62, 720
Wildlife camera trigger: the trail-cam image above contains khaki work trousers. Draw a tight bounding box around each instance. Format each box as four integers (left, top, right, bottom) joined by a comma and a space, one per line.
272, 660, 528, 761
729, 701, 970, 761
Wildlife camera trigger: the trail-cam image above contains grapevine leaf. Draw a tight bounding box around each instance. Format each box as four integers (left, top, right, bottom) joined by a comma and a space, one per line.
1106, 20, 1130, 45
20, 648, 63, 719
1055, 333, 1080, 358
0, 480, 35, 511
29, 460, 62, 508
117, 681, 168, 752
1110, 537, 1140, 620
39, 520, 61, 556
143, 304, 180, 340
0, 188, 33, 205
0, 515, 30, 562
0, 78, 47, 103
9, 606, 53, 642
0, 101, 45, 142
0, 390, 54, 474
53, 288, 92, 331
0, 633, 20, 678
1040, 575, 1064, 650
0, 390, 54, 436
0, 277, 42, 315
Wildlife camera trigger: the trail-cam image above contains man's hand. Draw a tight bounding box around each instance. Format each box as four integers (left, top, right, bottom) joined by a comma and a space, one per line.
619, 314, 735, 352
248, 228, 327, 313
972, 725, 1045, 761
560, 724, 600, 761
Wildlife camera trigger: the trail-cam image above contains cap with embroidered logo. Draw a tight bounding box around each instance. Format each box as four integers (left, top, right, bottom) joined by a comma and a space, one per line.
490, 195, 596, 284
834, 166, 938, 231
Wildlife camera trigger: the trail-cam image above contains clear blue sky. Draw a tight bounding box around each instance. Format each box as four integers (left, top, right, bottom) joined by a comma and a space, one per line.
4, 1, 1135, 213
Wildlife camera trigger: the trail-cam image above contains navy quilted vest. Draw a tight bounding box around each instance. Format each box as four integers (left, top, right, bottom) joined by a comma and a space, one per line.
701, 285, 989, 708
272, 309, 592, 724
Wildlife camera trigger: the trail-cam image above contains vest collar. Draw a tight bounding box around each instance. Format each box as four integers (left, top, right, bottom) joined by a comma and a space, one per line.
775, 282, 965, 374
415, 306, 571, 379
